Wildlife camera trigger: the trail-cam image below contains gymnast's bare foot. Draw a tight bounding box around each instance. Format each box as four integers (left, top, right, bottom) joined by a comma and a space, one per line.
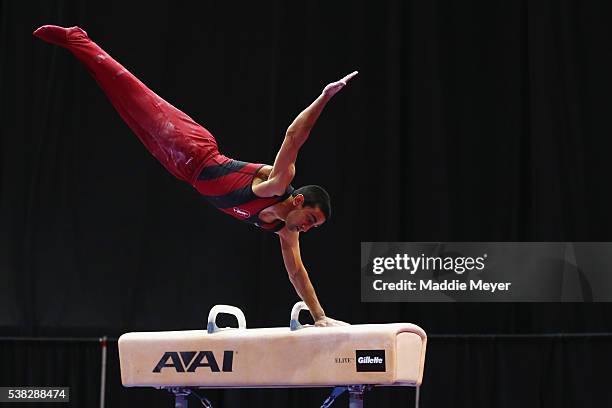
33, 25, 88, 46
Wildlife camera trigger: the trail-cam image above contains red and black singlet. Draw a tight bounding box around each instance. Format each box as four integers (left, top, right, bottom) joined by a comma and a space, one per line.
193, 154, 294, 232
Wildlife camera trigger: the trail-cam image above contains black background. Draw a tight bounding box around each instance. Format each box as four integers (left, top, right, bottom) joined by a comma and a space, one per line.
1, 0, 612, 407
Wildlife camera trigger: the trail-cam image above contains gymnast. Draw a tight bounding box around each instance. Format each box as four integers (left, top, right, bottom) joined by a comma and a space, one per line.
33, 25, 357, 327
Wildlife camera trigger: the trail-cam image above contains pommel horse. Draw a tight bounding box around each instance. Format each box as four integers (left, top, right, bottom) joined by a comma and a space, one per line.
118, 302, 427, 407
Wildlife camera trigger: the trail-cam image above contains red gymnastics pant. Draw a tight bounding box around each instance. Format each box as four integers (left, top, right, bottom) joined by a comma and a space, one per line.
34, 26, 220, 184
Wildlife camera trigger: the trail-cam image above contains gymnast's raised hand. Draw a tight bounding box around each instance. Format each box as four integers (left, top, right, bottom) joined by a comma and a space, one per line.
33, 24, 355, 326
323, 71, 359, 98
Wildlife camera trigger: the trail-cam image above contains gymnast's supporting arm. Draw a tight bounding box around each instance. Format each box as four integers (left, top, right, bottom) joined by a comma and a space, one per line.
278, 229, 347, 327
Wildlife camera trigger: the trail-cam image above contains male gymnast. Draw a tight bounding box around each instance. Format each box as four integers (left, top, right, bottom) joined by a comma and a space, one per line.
33, 25, 357, 327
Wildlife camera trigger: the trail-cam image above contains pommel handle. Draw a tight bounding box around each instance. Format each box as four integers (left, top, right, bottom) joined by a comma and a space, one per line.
207, 305, 247, 334
290, 301, 310, 331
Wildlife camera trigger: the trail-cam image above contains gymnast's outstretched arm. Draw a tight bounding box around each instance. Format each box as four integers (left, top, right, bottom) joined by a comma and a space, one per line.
278, 229, 347, 327
253, 71, 358, 197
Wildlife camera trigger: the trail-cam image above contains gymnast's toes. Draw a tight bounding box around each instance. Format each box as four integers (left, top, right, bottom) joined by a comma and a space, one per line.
33, 25, 88, 45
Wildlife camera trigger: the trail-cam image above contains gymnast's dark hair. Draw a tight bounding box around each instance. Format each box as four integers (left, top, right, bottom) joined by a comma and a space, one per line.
293, 185, 331, 221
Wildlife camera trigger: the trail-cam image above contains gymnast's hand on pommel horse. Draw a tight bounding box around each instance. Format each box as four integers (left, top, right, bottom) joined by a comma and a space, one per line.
33, 25, 357, 327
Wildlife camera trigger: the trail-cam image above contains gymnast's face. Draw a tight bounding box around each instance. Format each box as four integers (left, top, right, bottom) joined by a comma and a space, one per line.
285, 195, 326, 233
